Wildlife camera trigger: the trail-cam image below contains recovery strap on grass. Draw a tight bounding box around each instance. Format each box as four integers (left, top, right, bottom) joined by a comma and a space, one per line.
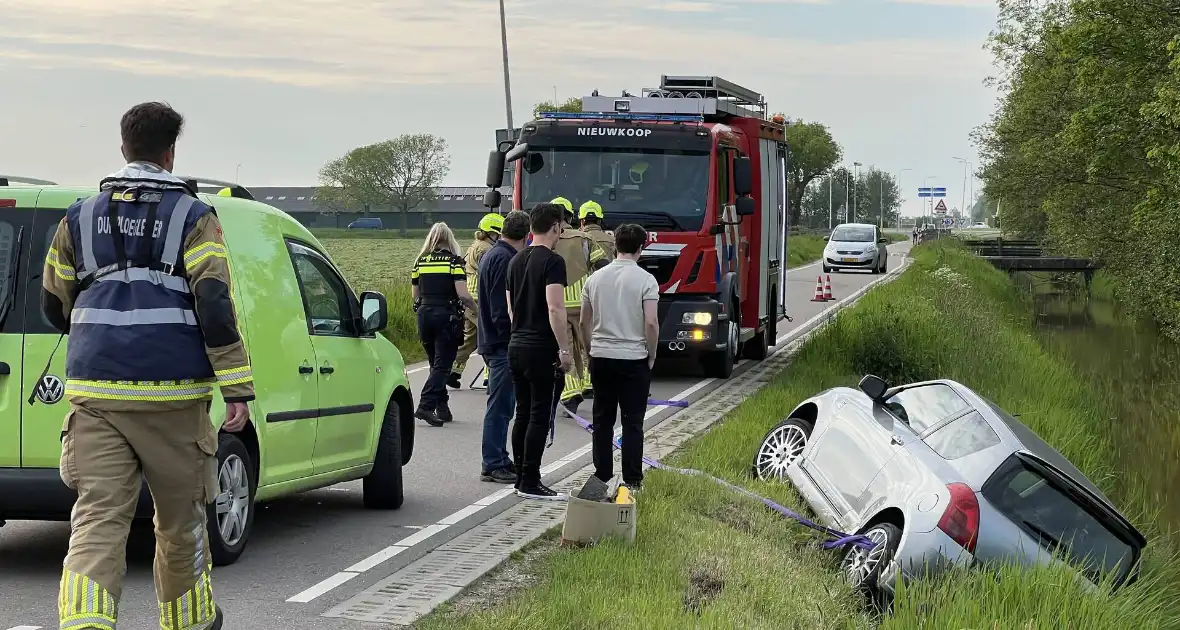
557, 401, 877, 551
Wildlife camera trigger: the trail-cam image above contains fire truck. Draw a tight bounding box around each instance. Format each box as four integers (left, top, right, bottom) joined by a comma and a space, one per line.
483, 75, 789, 378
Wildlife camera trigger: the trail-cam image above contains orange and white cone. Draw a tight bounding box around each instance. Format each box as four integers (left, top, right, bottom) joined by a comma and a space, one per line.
823, 275, 834, 301
811, 276, 826, 302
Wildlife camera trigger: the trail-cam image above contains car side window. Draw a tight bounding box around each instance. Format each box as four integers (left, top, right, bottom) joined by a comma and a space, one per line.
883, 384, 971, 434
287, 241, 358, 337
922, 410, 1001, 460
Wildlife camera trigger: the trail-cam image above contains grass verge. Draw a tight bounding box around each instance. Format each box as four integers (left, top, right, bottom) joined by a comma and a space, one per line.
415, 241, 1180, 629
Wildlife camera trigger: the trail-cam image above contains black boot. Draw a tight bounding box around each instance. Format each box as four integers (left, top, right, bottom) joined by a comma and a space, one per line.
447, 371, 462, 389
211, 606, 224, 630
415, 406, 444, 427
436, 400, 453, 423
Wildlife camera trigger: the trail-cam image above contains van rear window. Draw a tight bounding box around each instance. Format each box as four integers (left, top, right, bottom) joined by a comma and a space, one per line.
982, 455, 1138, 584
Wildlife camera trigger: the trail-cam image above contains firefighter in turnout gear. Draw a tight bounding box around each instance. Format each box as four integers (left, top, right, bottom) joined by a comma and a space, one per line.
578, 201, 615, 261
549, 197, 606, 414
448, 213, 503, 390
41, 103, 253, 630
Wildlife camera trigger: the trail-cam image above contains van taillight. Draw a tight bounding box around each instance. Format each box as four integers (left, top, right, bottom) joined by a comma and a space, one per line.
938, 482, 980, 554
0, 199, 15, 208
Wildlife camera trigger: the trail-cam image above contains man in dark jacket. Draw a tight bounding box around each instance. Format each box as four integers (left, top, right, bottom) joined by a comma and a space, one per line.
477, 210, 531, 482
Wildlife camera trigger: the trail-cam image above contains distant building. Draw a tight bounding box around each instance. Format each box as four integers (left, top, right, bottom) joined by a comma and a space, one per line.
202, 186, 515, 231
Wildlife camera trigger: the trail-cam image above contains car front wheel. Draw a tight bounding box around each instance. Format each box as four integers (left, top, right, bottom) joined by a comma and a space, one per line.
363, 397, 405, 509
841, 522, 902, 592
208, 433, 257, 567
752, 417, 812, 481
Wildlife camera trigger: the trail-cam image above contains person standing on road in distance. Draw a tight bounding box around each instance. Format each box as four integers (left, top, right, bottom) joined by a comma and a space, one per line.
581, 224, 659, 491
476, 210, 530, 484
448, 213, 504, 390
578, 200, 616, 261
549, 196, 606, 416
411, 222, 476, 427
506, 203, 573, 500
41, 101, 254, 630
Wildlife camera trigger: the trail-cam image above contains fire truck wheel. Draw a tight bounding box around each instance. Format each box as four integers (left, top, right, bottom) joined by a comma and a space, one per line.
704, 313, 738, 378
741, 327, 769, 360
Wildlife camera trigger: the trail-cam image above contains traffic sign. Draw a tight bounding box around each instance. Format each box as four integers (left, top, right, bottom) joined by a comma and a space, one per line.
917, 187, 947, 198
943, 217, 953, 227
934, 199, 948, 214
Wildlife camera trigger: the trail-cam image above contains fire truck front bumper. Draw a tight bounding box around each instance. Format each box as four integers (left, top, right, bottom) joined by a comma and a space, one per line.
657, 298, 726, 355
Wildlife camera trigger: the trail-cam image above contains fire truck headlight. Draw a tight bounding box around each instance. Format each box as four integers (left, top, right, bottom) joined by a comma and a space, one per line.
682, 312, 713, 326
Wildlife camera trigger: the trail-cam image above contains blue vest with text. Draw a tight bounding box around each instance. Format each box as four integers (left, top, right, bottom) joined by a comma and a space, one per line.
65, 188, 215, 382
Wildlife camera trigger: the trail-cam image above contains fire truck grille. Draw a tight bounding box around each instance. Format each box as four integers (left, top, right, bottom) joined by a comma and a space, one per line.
638, 255, 678, 285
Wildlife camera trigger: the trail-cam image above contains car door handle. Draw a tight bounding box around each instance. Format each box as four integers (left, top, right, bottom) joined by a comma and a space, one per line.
320, 365, 335, 374
890, 435, 904, 446
298, 365, 314, 375
0, 361, 9, 376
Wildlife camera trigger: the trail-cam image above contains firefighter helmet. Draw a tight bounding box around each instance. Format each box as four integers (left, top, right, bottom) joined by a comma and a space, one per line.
578, 200, 604, 220
478, 213, 504, 234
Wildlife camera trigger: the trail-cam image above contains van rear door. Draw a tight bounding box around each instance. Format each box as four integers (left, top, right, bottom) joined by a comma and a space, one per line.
0, 189, 38, 467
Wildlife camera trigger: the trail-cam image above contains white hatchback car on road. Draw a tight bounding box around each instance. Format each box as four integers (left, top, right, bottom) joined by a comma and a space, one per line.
822, 223, 889, 274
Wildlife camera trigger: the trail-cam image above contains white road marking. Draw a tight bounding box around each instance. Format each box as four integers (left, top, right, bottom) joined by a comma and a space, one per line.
408, 366, 428, 374
288, 246, 911, 604
7, 626, 43, 630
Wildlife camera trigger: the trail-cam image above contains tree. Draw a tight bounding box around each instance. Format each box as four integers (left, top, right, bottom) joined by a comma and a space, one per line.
798, 166, 901, 230
785, 119, 842, 226
533, 97, 582, 118
317, 134, 451, 236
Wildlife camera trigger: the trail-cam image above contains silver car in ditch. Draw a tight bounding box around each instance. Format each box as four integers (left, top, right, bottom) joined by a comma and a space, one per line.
822, 223, 889, 274
752, 375, 1146, 597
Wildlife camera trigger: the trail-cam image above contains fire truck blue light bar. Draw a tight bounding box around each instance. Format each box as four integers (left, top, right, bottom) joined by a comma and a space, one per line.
537, 112, 705, 122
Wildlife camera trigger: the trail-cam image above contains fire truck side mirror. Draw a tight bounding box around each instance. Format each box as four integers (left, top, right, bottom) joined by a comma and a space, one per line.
483, 189, 503, 209
735, 196, 755, 216
733, 156, 753, 197
486, 150, 506, 188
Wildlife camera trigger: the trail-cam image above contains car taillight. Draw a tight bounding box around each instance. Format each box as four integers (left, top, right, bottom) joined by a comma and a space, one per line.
0, 199, 15, 208
938, 482, 980, 554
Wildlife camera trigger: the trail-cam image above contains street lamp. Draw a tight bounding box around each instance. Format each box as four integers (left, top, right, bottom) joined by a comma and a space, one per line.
852, 161, 862, 223
235, 163, 242, 184
499, 0, 515, 130
922, 175, 937, 224
895, 167, 912, 229
952, 157, 971, 222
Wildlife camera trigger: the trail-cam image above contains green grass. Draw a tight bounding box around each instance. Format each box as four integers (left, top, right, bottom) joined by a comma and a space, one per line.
416, 241, 1180, 630
310, 227, 431, 240
787, 234, 826, 268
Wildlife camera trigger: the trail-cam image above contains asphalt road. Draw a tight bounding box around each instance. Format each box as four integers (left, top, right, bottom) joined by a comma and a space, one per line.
0, 243, 910, 629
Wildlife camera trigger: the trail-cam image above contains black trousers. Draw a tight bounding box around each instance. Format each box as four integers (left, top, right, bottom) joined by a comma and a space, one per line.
589, 356, 651, 485
508, 344, 561, 487
417, 305, 461, 410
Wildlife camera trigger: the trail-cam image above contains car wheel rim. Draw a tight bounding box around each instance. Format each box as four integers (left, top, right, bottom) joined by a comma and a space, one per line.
754, 424, 808, 480
215, 454, 250, 547
842, 526, 891, 587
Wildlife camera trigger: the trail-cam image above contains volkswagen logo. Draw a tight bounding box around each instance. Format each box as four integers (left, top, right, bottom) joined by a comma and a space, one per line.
35, 374, 65, 405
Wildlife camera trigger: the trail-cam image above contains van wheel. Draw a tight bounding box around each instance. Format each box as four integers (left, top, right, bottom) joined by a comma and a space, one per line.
208, 433, 257, 567
363, 398, 405, 509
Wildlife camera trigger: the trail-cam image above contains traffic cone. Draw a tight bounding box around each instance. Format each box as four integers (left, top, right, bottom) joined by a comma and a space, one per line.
811, 276, 826, 302
823, 275, 834, 301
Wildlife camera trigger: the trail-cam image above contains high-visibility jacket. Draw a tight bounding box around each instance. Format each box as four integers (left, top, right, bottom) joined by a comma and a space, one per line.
582, 224, 616, 262
554, 222, 605, 309
44, 174, 254, 404
463, 238, 494, 296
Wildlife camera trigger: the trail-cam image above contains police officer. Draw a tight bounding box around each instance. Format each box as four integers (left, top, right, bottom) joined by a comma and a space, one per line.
578, 201, 616, 261
412, 222, 477, 427
449, 213, 503, 390
42, 102, 252, 630
550, 197, 606, 414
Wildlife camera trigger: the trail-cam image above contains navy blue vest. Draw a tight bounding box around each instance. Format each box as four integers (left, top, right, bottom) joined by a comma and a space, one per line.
65, 187, 216, 382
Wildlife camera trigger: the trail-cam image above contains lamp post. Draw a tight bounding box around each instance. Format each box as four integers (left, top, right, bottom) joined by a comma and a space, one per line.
952, 157, 971, 222
896, 167, 912, 229
852, 161, 862, 223
499, 0, 515, 130
922, 175, 938, 224
828, 172, 833, 230
235, 163, 241, 184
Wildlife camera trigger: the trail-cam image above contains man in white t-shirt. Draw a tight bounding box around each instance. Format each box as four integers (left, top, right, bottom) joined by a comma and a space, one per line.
580, 224, 659, 491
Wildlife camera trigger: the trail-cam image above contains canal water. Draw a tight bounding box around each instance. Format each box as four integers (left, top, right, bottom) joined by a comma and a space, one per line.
1029, 280, 1180, 540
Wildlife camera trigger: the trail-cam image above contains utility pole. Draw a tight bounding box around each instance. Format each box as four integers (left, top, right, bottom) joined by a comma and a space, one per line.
878, 171, 884, 228
828, 173, 833, 230
499, 0, 514, 130
852, 162, 862, 223
953, 157, 970, 221
844, 167, 850, 226
896, 167, 912, 230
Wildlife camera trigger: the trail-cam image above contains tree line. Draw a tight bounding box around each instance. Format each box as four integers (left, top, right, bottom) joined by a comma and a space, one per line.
315, 98, 903, 235
977, 0, 1180, 341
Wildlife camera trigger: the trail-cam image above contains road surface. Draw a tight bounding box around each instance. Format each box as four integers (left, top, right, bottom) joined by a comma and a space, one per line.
0, 243, 910, 629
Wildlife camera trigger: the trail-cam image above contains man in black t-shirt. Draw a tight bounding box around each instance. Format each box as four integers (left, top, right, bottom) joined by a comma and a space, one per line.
505, 203, 573, 500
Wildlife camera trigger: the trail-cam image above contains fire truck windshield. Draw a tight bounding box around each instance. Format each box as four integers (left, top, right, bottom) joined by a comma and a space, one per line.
521, 148, 710, 232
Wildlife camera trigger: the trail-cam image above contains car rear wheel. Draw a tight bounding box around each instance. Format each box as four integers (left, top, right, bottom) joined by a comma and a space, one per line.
751, 417, 812, 481
841, 522, 902, 592
208, 433, 257, 567
363, 398, 405, 510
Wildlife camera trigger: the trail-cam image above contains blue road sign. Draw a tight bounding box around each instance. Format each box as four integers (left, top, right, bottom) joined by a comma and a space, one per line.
943, 217, 953, 227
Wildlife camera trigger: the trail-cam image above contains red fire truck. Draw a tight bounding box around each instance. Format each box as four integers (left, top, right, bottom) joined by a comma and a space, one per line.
483, 75, 789, 378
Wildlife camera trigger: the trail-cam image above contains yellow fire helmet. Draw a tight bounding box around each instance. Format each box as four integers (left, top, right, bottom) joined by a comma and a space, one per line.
629, 162, 649, 184
578, 200, 604, 220
478, 212, 505, 234
551, 196, 574, 214
216, 187, 234, 197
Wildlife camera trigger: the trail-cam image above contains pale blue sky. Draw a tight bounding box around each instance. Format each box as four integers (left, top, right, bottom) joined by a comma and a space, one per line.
1, 0, 999, 217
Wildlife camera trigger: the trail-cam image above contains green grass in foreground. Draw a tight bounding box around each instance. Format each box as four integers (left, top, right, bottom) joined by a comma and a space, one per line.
417, 241, 1180, 630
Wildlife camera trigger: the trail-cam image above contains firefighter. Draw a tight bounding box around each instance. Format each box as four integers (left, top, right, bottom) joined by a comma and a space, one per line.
448, 213, 504, 389
42, 102, 253, 630
412, 222, 477, 427
578, 200, 616, 261
550, 196, 606, 415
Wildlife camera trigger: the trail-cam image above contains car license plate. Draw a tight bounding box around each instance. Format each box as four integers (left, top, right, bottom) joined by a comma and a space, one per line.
841, 257, 858, 263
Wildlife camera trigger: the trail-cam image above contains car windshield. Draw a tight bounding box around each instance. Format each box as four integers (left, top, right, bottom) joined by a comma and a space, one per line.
830, 226, 875, 242
983, 456, 1138, 583
521, 148, 709, 232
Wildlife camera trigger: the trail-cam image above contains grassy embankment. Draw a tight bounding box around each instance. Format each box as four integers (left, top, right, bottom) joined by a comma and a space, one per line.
321, 232, 859, 366
415, 241, 1180, 630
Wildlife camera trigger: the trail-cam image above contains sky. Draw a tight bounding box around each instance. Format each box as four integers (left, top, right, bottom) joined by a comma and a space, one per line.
2, 0, 1000, 218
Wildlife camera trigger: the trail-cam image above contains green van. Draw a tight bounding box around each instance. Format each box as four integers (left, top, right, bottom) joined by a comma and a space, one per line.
0, 177, 416, 565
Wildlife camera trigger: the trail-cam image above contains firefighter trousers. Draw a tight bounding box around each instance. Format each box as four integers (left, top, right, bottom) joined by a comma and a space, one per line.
560, 309, 592, 403
58, 401, 220, 630
452, 304, 479, 376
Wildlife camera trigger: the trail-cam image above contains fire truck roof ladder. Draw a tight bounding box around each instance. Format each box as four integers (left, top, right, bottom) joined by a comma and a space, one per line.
579, 75, 767, 121
656, 75, 766, 118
